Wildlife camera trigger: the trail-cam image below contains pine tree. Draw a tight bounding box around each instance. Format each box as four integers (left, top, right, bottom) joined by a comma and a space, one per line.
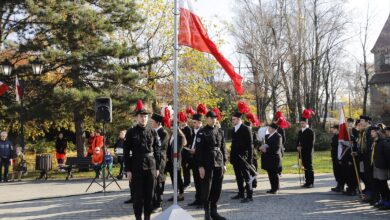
18, 0, 151, 156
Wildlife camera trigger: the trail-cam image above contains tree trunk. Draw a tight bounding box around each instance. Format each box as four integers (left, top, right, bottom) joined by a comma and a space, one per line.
74, 109, 85, 158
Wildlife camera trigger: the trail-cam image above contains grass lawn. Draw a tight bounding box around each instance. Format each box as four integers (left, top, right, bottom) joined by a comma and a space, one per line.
10, 144, 333, 180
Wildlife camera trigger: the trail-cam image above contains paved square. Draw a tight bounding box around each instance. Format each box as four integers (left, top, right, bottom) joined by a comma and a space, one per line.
0, 174, 389, 219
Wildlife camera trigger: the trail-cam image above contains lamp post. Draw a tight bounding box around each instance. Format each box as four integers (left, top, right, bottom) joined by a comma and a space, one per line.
0, 59, 44, 149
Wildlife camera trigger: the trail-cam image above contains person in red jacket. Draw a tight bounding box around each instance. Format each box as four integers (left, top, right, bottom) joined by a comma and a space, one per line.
86, 130, 95, 157
92, 147, 103, 178
55, 133, 68, 172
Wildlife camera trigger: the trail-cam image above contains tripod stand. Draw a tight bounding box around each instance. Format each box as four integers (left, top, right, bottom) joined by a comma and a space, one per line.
86, 123, 121, 194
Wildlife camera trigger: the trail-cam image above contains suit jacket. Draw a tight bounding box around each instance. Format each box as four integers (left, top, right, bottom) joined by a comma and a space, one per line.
181, 126, 193, 163
261, 132, 282, 172
195, 125, 227, 169
331, 134, 339, 161
157, 127, 170, 181
123, 125, 161, 172
230, 124, 253, 164
297, 128, 315, 152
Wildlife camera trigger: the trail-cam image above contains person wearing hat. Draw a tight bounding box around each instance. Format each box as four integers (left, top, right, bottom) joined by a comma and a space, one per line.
259, 123, 283, 194
150, 113, 170, 213
358, 115, 375, 203
370, 125, 390, 209
230, 112, 254, 202
195, 110, 227, 220
124, 101, 161, 220
296, 117, 315, 188
330, 125, 344, 192
178, 112, 193, 191
188, 113, 204, 208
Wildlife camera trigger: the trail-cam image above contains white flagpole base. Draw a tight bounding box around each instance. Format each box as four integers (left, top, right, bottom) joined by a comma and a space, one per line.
152, 204, 195, 220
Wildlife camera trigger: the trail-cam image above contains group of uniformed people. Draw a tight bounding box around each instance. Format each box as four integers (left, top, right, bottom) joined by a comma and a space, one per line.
123, 102, 227, 220
121, 100, 324, 220
101, 95, 390, 220
330, 115, 390, 210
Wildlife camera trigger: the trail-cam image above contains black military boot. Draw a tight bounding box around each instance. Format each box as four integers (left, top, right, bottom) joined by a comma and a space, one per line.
135, 215, 142, 220
210, 204, 226, 220
144, 214, 151, 220
204, 203, 212, 220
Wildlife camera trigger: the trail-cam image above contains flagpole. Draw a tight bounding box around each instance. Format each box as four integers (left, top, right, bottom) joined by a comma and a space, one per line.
173, 0, 179, 205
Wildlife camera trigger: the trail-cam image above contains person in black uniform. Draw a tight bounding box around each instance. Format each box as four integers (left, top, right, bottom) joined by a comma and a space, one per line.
179, 112, 193, 190
358, 115, 374, 203
297, 117, 315, 188
124, 103, 161, 220
230, 112, 254, 203
259, 123, 283, 194
330, 125, 344, 192
195, 111, 227, 220
188, 113, 204, 208
341, 118, 359, 196
150, 113, 170, 213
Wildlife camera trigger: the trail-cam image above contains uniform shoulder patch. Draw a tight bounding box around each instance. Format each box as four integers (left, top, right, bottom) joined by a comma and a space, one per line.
196, 138, 201, 142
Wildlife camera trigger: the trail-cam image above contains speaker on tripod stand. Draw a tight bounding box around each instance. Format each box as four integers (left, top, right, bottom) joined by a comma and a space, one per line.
86, 97, 121, 194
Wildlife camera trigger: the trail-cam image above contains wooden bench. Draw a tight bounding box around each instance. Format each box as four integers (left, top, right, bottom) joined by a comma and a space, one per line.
65, 157, 91, 180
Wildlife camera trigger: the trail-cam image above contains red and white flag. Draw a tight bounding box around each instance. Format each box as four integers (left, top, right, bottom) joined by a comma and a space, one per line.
338, 108, 350, 142
178, 0, 244, 95
337, 107, 350, 159
15, 75, 22, 103
0, 81, 9, 96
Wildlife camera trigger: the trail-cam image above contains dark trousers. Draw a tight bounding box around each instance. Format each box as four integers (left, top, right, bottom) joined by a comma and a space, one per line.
374, 178, 390, 201
201, 167, 223, 211
301, 150, 314, 184
232, 160, 252, 198
332, 160, 345, 186
153, 181, 165, 207
117, 156, 124, 176
182, 159, 191, 187
362, 156, 373, 193
133, 169, 156, 217
267, 171, 279, 191
0, 158, 9, 181
344, 162, 358, 190
168, 168, 184, 194
129, 180, 134, 199
192, 166, 202, 202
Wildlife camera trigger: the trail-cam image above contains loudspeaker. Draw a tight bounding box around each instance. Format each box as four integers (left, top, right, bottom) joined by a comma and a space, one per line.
95, 97, 112, 123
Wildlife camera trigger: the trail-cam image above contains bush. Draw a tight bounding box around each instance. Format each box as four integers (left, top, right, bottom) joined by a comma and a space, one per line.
25, 139, 55, 154
25, 139, 76, 153
284, 124, 331, 152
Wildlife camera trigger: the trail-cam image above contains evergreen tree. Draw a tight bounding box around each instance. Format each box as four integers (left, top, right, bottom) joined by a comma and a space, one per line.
18, 0, 151, 156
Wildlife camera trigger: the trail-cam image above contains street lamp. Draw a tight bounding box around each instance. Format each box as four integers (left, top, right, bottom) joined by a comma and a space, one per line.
31, 59, 44, 75
0, 59, 13, 76
0, 58, 45, 150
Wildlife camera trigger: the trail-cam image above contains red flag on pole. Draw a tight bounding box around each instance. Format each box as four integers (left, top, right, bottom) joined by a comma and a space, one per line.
338, 108, 350, 142
15, 75, 22, 103
0, 81, 9, 96
178, 0, 244, 95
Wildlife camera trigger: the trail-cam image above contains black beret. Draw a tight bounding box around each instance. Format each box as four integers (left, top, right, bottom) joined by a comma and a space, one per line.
269, 123, 279, 129
135, 109, 149, 115
355, 119, 361, 126
192, 113, 203, 121
233, 112, 243, 118
206, 111, 217, 118
359, 115, 372, 121
299, 117, 308, 122
151, 113, 163, 123
371, 126, 381, 131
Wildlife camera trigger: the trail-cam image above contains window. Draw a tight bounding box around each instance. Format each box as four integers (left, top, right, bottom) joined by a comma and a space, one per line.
385, 54, 390, 65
